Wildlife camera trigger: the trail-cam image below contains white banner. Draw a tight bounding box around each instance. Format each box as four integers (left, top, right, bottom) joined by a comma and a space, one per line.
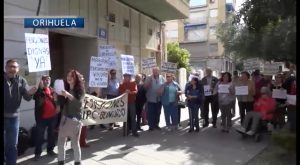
218, 84, 230, 94
98, 45, 117, 70
235, 86, 249, 95
25, 33, 51, 72
89, 56, 108, 87
121, 54, 135, 75
263, 63, 280, 75
286, 95, 296, 105
142, 57, 157, 69
204, 85, 212, 96
161, 62, 177, 73
272, 89, 287, 99
81, 93, 128, 126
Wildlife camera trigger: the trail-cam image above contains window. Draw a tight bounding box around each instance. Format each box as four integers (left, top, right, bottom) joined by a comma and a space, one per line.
108, 13, 116, 22
209, 9, 218, 17
185, 25, 207, 41
123, 19, 129, 28
189, 0, 207, 7
188, 11, 208, 25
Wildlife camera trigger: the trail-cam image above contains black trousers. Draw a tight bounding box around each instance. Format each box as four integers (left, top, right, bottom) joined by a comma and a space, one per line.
238, 101, 253, 124
136, 101, 145, 129
203, 95, 219, 125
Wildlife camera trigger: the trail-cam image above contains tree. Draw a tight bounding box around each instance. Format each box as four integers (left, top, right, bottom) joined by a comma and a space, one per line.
216, 0, 296, 65
167, 42, 191, 71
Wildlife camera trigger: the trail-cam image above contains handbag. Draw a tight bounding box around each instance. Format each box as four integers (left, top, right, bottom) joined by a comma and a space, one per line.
177, 95, 186, 109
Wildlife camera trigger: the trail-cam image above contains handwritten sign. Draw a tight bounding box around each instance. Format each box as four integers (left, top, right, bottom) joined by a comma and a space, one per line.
272, 89, 287, 99
263, 63, 280, 75
286, 95, 296, 105
25, 33, 51, 72
142, 57, 156, 69
204, 85, 212, 96
218, 84, 230, 94
98, 45, 117, 70
161, 62, 177, 73
89, 56, 108, 87
121, 54, 135, 75
81, 93, 128, 126
54, 79, 65, 95
235, 86, 249, 95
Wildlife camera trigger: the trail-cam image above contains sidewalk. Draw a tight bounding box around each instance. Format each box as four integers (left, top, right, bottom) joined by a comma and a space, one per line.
17, 106, 269, 165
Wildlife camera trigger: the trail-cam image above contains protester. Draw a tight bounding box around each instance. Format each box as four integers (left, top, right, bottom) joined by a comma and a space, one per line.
79, 75, 90, 148
119, 73, 139, 137
144, 67, 165, 131
236, 71, 256, 124
57, 69, 85, 165
185, 77, 204, 132
135, 74, 147, 131
201, 68, 219, 128
283, 72, 296, 133
231, 71, 239, 117
215, 72, 235, 133
236, 87, 276, 135
172, 75, 183, 127
251, 70, 266, 101
105, 69, 120, 130
33, 75, 58, 161
4, 59, 37, 165
159, 73, 181, 131
271, 73, 287, 129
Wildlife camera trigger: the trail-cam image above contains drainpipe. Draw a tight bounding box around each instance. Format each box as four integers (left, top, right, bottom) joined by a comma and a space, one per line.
160, 22, 166, 63
106, 0, 109, 45
33, 0, 42, 33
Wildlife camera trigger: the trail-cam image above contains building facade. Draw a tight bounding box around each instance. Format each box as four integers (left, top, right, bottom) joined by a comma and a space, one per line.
4, 0, 188, 129
179, 0, 236, 77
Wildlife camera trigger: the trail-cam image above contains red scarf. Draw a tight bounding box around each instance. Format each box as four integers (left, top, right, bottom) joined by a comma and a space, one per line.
42, 87, 56, 119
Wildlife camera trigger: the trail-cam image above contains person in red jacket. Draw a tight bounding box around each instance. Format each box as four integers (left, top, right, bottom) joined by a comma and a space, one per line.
119, 73, 139, 137
236, 86, 276, 135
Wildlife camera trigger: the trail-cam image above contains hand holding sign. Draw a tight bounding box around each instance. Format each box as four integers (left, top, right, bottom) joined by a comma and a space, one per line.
28, 87, 37, 95
54, 79, 65, 95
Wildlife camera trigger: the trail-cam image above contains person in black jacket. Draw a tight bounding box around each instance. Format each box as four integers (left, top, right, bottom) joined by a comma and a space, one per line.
33, 75, 58, 161
135, 74, 147, 131
4, 59, 37, 165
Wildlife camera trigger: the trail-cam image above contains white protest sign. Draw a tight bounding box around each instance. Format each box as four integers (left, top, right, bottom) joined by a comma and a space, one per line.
54, 79, 65, 95
25, 33, 51, 72
235, 86, 249, 95
98, 45, 117, 69
161, 62, 177, 73
204, 85, 212, 96
272, 89, 287, 99
263, 63, 280, 75
218, 84, 230, 94
89, 56, 108, 87
142, 57, 157, 69
121, 54, 135, 75
81, 93, 128, 126
286, 95, 296, 105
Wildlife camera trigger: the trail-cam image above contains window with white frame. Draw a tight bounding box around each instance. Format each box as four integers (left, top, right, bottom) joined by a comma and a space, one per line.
189, 0, 207, 7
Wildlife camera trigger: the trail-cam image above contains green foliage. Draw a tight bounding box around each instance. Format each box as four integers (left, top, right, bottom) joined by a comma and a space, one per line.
167, 42, 191, 71
217, 0, 296, 64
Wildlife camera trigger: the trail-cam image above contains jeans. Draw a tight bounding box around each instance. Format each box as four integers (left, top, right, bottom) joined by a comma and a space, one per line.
58, 116, 82, 162
147, 102, 162, 129
203, 95, 219, 125
242, 111, 261, 132
238, 101, 254, 124
188, 105, 200, 130
35, 116, 57, 156
163, 103, 178, 127
4, 117, 19, 165
220, 104, 232, 129
127, 103, 137, 133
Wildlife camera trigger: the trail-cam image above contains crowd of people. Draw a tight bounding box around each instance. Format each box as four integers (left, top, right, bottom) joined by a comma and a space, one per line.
4, 58, 297, 165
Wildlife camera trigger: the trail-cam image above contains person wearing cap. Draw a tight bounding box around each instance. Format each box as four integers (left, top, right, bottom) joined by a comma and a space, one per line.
119, 73, 139, 137
33, 75, 58, 161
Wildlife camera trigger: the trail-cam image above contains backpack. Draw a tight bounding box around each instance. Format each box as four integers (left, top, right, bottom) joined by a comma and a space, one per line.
17, 127, 30, 156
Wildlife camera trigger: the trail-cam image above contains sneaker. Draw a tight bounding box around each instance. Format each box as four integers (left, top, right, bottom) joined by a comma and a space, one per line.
246, 130, 255, 136
34, 155, 40, 161
47, 151, 57, 156
236, 127, 246, 133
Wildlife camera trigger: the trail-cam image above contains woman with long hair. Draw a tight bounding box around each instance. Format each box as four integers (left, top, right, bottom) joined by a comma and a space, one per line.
185, 77, 204, 133
57, 69, 85, 165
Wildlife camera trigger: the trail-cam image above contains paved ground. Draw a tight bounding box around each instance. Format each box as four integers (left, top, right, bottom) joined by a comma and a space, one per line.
17, 103, 270, 165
